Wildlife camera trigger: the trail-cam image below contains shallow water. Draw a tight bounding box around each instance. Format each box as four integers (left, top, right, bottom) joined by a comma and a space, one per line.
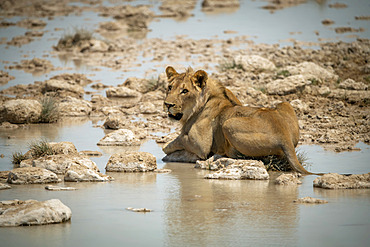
0, 0, 370, 246
0, 120, 369, 246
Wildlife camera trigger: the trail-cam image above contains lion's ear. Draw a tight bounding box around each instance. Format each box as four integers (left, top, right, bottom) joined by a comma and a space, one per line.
193, 70, 208, 89
166, 66, 178, 79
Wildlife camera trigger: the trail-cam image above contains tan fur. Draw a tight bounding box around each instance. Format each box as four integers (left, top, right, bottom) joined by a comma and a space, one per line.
163, 66, 311, 174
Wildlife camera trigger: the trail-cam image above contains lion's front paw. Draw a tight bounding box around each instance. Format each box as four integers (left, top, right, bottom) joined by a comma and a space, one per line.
162, 141, 172, 154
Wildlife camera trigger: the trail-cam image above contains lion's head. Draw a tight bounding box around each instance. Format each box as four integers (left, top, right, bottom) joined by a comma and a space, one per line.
164, 66, 208, 123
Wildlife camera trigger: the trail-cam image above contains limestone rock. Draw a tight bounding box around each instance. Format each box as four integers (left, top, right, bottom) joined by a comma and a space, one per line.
126, 207, 152, 213
202, 0, 240, 9
103, 114, 128, 130
313, 173, 370, 189
122, 77, 155, 94
79, 150, 102, 157
286, 62, 338, 82
0, 70, 15, 84
58, 96, 92, 116
0, 183, 11, 190
45, 185, 76, 191
7, 167, 61, 184
30, 155, 99, 175
266, 75, 308, 95
294, 196, 328, 204
290, 99, 309, 113
0, 199, 71, 227
64, 164, 114, 182
106, 86, 141, 98
234, 55, 276, 72
106, 151, 157, 172
339, 78, 368, 91
0, 171, 10, 182
162, 150, 199, 163
97, 129, 141, 146
138, 102, 159, 114
203, 158, 269, 180
50, 73, 92, 87
44, 79, 84, 96
275, 173, 302, 185
2, 99, 42, 123
49, 141, 78, 155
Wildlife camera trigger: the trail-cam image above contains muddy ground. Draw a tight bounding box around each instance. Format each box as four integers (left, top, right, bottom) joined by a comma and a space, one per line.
0, 0, 369, 156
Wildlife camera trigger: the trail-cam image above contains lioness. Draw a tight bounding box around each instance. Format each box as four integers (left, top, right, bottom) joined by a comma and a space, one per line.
163, 66, 312, 174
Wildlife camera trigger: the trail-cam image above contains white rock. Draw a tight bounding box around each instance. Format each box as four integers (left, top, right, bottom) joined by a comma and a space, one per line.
294, 196, 328, 204
64, 164, 114, 182
7, 167, 61, 184
313, 173, 370, 189
204, 158, 269, 180
2, 99, 42, 123
106, 86, 141, 98
0, 183, 11, 190
106, 151, 157, 172
275, 173, 302, 185
286, 62, 338, 82
234, 55, 276, 72
58, 96, 92, 116
0, 199, 72, 226
266, 75, 308, 95
45, 185, 77, 191
44, 79, 84, 95
48, 141, 78, 155
97, 129, 140, 146
339, 78, 368, 90
31, 155, 99, 174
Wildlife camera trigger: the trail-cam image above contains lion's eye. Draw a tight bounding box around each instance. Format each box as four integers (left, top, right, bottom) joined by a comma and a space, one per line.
168, 85, 172, 91
181, 89, 189, 94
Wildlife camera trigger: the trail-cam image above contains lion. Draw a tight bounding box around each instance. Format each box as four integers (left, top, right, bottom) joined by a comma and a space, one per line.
162, 66, 313, 174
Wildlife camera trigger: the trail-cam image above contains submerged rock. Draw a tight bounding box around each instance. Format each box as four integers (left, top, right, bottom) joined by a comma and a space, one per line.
97, 129, 141, 146
313, 173, 370, 189
294, 197, 328, 204
275, 173, 302, 185
106, 151, 157, 172
0, 199, 71, 227
7, 167, 61, 184
2, 99, 42, 124
64, 164, 114, 182
126, 207, 152, 213
45, 185, 76, 191
293, 196, 328, 204
202, 0, 240, 10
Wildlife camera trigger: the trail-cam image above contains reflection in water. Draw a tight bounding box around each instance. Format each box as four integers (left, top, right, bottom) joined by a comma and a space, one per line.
163, 163, 300, 246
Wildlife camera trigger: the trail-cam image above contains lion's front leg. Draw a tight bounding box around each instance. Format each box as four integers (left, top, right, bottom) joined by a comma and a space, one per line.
162, 135, 184, 154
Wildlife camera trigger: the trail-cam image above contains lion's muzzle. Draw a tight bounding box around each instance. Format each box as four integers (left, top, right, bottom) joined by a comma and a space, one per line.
164, 102, 183, 121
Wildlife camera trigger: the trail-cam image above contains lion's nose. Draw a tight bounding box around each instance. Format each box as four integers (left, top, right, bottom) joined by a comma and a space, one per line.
164, 102, 175, 109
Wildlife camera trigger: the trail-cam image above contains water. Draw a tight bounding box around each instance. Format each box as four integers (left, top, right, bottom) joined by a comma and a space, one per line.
0, 0, 369, 246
